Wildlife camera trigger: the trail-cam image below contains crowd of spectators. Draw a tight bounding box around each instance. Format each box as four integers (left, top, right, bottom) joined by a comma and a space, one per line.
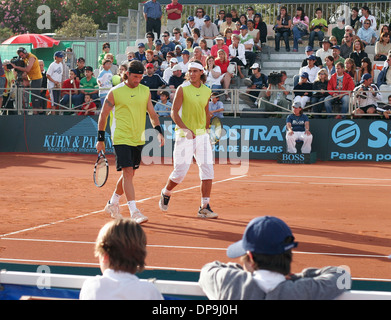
1, 3, 391, 118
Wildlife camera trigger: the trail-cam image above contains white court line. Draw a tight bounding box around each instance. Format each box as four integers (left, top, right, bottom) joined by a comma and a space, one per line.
0, 238, 389, 259
263, 174, 391, 181
0, 175, 247, 239
237, 180, 391, 187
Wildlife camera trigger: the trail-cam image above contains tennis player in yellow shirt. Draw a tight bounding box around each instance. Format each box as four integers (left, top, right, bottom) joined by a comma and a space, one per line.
159, 60, 218, 219
96, 60, 164, 224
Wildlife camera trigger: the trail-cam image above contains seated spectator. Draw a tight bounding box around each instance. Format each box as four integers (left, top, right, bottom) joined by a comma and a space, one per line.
163, 57, 178, 83
332, 45, 345, 65
199, 39, 211, 56
230, 8, 239, 23
299, 55, 320, 84
122, 51, 135, 65
357, 19, 377, 46
199, 216, 350, 300
311, 68, 329, 118
185, 37, 194, 54
239, 63, 268, 108
358, 57, 374, 80
344, 58, 358, 84
205, 55, 223, 91
171, 27, 186, 49
220, 13, 235, 36
145, 32, 156, 51
75, 66, 99, 108
141, 62, 167, 103
340, 33, 354, 59
214, 10, 226, 32
274, 6, 291, 52
349, 39, 368, 68
100, 53, 118, 75
191, 28, 202, 48
194, 7, 205, 30
210, 36, 229, 59
160, 51, 174, 72
259, 70, 290, 114
359, 5, 377, 30
316, 38, 333, 65
79, 219, 163, 300
77, 93, 97, 116
153, 39, 164, 60
292, 7, 309, 52
293, 72, 313, 108
349, 6, 360, 31
324, 62, 355, 118
247, 20, 261, 51
75, 57, 86, 81
224, 28, 233, 47
60, 69, 80, 110
97, 59, 113, 106
228, 34, 246, 79
301, 46, 323, 67
160, 31, 176, 59
215, 49, 233, 101
380, 94, 391, 119
375, 32, 391, 61
190, 46, 207, 67
286, 102, 313, 154
239, 25, 256, 73
353, 73, 382, 118
377, 54, 391, 102
332, 17, 346, 45
344, 25, 359, 43
173, 44, 183, 63
201, 15, 219, 41
135, 43, 147, 64
168, 64, 185, 98
145, 49, 160, 74
98, 42, 117, 67
308, 8, 328, 48
183, 16, 196, 39
209, 92, 224, 119
253, 13, 267, 45
154, 90, 172, 116
178, 49, 190, 73
324, 55, 336, 79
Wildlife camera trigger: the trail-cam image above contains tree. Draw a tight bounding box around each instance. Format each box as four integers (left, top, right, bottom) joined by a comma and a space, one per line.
55, 14, 99, 38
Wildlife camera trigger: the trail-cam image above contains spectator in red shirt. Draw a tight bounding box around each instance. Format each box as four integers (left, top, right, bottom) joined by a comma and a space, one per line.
210, 36, 229, 59
78, 93, 97, 116
60, 69, 81, 112
166, 0, 182, 36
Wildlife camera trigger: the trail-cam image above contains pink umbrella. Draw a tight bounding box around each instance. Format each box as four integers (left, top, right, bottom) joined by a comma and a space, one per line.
2, 33, 60, 49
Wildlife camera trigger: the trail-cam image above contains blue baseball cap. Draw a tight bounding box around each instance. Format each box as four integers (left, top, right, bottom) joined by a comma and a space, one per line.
227, 216, 298, 258
305, 46, 313, 52
360, 73, 372, 83
187, 16, 194, 21
54, 51, 64, 58
138, 42, 145, 48
240, 24, 248, 30
307, 55, 316, 60
300, 72, 309, 79
204, 15, 211, 21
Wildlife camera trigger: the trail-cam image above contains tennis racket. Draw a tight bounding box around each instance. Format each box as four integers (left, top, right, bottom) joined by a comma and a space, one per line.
209, 117, 222, 145
93, 151, 109, 187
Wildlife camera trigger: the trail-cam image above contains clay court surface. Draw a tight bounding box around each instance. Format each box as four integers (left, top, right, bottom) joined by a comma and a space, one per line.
1, 153, 391, 280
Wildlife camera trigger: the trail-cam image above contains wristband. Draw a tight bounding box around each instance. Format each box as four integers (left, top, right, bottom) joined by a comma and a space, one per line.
98, 130, 105, 142
154, 125, 163, 135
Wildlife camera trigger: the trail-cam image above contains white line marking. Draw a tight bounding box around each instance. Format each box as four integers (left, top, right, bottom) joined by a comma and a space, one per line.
263, 174, 391, 181
0, 175, 247, 238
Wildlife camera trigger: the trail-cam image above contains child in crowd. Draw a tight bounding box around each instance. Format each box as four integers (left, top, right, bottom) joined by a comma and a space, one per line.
379, 95, 391, 119
97, 59, 113, 106
78, 93, 97, 116
208, 92, 224, 119
154, 90, 172, 117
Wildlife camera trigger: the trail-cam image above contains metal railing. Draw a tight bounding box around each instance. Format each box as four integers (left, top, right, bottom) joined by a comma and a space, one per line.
1, 86, 390, 118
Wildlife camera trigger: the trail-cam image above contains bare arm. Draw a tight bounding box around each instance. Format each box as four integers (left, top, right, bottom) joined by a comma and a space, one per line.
171, 86, 194, 139
146, 92, 165, 146
95, 92, 114, 153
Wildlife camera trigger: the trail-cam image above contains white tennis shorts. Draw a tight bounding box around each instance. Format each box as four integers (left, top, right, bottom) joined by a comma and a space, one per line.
169, 133, 214, 184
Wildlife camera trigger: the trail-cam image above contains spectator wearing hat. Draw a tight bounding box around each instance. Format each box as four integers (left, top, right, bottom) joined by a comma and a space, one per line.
293, 72, 313, 109
168, 63, 185, 99
165, 0, 182, 36
286, 102, 313, 153
240, 63, 268, 107
353, 73, 381, 118
46, 51, 65, 112
210, 36, 229, 59
239, 24, 256, 71
173, 44, 183, 63
316, 38, 333, 65
163, 57, 178, 83
302, 46, 323, 67
201, 15, 219, 41
298, 55, 320, 84
359, 6, 377, 30
332, 45, 345, 65
357, 19, 377, 46
178, 49, 190, 73
183, 16, 196, 38
308, 8, 328, 48
143, 0, 162, 38
199, 216, 350, 300
324, 62, 355, 118
141, 62, 167, 103
135, 43, 147, 64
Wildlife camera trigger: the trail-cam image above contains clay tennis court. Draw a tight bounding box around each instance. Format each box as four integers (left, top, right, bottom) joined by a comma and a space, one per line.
0, 152, 390, 281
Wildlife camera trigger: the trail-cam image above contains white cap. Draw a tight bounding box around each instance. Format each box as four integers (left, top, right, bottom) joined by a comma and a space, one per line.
170, 57, 178, 64
171, 64, 182, 71
250, 63, 260, 69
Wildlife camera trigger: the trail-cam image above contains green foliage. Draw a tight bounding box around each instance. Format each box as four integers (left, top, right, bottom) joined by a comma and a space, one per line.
55, 14, 99, 38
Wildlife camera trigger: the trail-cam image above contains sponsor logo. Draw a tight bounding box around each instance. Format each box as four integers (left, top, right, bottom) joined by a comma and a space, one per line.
331, 120, 360, 148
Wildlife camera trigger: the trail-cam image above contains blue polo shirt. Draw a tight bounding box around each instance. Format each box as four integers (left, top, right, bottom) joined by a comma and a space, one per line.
143, 0, 162, 19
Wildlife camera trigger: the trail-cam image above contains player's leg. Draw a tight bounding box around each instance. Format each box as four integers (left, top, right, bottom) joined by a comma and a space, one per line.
104, 175, 124, 219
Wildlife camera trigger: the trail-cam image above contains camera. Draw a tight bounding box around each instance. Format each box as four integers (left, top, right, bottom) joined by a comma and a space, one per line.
9, 56, 26, 83
268, 72, 282, 85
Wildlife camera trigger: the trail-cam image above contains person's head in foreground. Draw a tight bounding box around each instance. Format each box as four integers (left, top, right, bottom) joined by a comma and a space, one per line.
95, 218, 147, 274
227, 216, 298, 275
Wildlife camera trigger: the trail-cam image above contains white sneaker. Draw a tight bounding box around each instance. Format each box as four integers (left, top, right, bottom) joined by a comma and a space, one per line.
197, 204, 218, 219
131, 209, 148, 224
104, 201, 123, 219
159, 192, 171, 212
